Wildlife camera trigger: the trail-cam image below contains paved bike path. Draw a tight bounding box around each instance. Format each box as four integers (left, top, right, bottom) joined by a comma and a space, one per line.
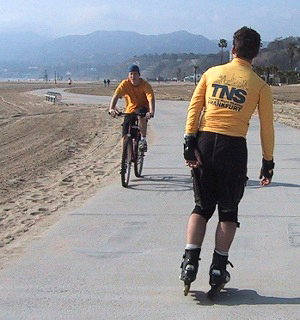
0, 90, 299, 319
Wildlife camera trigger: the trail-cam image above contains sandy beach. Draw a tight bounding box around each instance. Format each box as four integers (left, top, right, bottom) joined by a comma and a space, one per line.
0, 81, 299, 266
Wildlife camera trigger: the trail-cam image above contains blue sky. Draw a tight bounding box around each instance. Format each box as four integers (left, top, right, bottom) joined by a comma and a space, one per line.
0, 0, 299, 41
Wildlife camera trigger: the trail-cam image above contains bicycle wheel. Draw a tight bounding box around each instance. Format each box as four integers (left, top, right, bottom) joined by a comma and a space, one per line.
121, 138, 132, 187
134, 136, 144, 177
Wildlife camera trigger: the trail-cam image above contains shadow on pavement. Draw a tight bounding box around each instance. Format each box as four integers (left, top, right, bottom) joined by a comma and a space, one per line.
247, 180, 300, 189
190, 288, 300, 306
126, 176, 300, 192
127, 173, 193, 192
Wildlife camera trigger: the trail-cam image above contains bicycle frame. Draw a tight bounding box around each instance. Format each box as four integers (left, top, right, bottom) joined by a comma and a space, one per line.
118, 111, 146, 187
126, 117, 140, 161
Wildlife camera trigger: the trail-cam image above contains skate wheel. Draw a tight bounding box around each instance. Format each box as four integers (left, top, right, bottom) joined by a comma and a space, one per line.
183, 283, 190, 296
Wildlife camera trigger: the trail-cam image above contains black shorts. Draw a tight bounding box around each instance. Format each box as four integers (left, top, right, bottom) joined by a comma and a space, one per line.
122, 106, 149, 137
192, 131, 248, 213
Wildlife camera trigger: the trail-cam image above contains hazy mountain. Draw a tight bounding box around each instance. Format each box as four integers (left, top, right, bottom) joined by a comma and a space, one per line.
0, 30, 219, 65
0, 30, 281, 80
0, 32, 48, 62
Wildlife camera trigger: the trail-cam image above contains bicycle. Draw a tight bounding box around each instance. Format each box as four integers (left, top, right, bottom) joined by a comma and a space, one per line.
112, 110, 146, 187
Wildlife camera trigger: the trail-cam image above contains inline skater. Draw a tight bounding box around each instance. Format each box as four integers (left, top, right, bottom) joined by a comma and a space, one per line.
180, 26, 275, 299
109, 64, 155, 152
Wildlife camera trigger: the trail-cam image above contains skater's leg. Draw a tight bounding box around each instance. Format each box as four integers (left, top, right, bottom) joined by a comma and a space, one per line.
186, 213, 207, 246
180, 132, 216, 293
208, 210, 237, 299
186, 204, 215, 246
215, 221, 237, 253
207, 222, 236, 299
180, 213, 205, 284
208, 219, 236, 295
180, 210, 211, 287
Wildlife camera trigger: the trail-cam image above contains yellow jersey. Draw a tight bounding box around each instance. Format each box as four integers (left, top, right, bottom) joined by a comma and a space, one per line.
115, 78, 154, 114
185, 58, 274, 160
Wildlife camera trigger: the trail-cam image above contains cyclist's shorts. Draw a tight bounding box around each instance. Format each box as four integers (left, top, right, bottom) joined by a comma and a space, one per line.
192, 131, 248, 214
122, 106, 149, 137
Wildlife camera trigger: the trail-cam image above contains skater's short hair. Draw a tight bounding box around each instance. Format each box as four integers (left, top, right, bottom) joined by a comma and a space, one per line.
233, 26, 261, 60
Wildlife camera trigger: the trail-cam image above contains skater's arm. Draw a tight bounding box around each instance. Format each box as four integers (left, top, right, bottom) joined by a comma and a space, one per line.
257, 84, 275, 185
185, 73, 206, 135
184, 74, 206, 168
257, 84, 274, 161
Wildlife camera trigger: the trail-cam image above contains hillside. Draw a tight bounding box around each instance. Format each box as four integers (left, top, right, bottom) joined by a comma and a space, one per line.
254, 36, 300, 71
0, 30, 219, 65
107, 52, 229, 80
0, 32, 299, 81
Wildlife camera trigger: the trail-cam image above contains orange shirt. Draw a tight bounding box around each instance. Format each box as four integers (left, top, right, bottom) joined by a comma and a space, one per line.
185, 58, 274, 160
115, 78, 154, 113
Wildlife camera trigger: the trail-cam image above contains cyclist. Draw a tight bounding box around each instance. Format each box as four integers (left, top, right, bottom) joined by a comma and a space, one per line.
180, 26, 275, 296
109, 64, 155, 152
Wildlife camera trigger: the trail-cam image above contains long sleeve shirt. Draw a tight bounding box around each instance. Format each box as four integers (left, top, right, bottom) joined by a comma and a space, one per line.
185, 58, 274, 160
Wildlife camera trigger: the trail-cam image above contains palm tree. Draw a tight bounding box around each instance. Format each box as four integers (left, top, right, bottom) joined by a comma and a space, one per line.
218, 39, 228, 64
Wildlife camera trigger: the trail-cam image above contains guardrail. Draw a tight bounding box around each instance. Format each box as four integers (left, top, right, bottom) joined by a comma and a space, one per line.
45, 91, 62, 104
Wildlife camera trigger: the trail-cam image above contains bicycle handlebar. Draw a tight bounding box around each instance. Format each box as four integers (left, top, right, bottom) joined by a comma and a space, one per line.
109, 110, 147, 117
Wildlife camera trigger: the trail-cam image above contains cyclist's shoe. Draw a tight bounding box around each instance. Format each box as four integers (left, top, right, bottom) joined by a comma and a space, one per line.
139, 140, 147, 152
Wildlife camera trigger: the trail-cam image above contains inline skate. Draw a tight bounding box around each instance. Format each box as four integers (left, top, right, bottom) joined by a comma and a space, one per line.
207, 250, 233, 300
179, 248, 201, 296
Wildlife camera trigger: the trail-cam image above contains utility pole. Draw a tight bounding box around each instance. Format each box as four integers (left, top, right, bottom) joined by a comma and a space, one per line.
194, 66, 198, 86
44, 70, 48, 82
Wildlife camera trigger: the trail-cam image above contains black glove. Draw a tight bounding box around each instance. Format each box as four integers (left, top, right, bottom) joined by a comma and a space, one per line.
259, 158, 275, 180
146, 112, 154, 120
183, 135, 197, 161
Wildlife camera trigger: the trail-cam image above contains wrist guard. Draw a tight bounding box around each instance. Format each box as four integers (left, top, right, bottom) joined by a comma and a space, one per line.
183, 135, 197, 161
260, 158, 275, 179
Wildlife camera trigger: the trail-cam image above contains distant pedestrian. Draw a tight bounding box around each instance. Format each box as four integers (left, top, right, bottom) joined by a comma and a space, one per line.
107, 79, 110, 87
104, 79, 107, 87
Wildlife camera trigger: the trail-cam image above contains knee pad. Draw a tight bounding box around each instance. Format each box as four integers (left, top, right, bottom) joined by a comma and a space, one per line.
218, 206, 240, 226
192, 205, 215, 222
